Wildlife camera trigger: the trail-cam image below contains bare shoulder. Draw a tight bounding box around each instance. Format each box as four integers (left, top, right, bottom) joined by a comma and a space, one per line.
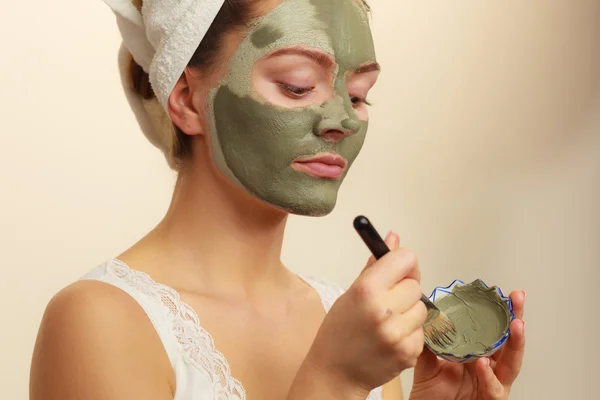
30, 280, 175, 400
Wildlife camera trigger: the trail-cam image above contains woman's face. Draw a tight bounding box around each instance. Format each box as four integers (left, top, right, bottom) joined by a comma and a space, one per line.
200, 0, 378, 216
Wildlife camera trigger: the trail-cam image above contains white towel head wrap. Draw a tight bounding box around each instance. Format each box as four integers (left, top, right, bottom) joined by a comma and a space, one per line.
105, 0, 225, 109
102, 0, 226, 166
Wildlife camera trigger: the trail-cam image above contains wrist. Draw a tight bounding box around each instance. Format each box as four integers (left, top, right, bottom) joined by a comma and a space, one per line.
288, 353, 370, 400
408, 385, 433, 400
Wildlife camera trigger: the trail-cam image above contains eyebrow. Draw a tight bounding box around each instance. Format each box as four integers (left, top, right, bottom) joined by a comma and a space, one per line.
265, 48, 380, 73
355, 62, 381, 73
265, 48, 335, 69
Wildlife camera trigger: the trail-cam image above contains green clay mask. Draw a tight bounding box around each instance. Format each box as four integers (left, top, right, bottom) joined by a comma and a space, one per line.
426, 280, 512, 358
205, 0, 376, 216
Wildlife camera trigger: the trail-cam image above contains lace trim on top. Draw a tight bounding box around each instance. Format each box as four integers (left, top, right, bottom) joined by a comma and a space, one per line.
108, 259, 246, 400
297, 274, 344, 312
105, 259, 379, 400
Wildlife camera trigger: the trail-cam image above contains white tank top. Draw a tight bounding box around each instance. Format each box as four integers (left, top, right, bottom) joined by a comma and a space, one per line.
81, 259, 383, 400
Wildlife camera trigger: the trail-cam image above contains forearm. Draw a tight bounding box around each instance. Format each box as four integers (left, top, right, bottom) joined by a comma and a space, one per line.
382, 376, 404, 400
287, 359, 370, 400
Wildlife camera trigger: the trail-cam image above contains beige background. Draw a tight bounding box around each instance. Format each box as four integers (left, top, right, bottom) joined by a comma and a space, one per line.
1, 0, 599, 398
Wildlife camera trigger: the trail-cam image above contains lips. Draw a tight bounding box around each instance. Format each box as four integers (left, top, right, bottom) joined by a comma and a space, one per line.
292, 153, 348, 180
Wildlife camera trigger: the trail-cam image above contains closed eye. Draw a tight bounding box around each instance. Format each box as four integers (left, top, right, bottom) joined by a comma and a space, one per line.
277, 83, 314, 98
351, 96, 372, 106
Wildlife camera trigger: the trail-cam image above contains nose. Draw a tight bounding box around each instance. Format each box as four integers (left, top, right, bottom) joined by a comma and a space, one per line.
313, 95, 362, 143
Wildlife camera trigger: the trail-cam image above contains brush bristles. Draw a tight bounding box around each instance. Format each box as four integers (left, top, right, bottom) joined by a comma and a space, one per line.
424, 312, 457, 347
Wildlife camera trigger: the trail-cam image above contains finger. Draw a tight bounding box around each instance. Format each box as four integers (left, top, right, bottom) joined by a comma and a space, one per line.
399, 300, 428, 333
409, 252, 421, 283
362, 247, 419, 290
489, 357, 497, 369
413, 346, 442, 383
380, 301, 427, 343
490, 335, 508, 361
386, 278, 422, 314
364, 231, 399, 269
400, 326, 425, 359
509, 290, 526, 320
388, 231, 400, 250
491, 288, 525, 362
495, 319, 525, 386
476, 358, 506, 400
491, 347, 503, 362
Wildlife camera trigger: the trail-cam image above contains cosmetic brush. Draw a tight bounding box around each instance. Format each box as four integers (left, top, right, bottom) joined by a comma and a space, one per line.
353, 215, 456, 347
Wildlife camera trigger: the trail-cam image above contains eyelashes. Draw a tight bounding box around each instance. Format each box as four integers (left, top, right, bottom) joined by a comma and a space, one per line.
351, 96, 372, 106
277, 83, 372, 106
277, 83, 314, 98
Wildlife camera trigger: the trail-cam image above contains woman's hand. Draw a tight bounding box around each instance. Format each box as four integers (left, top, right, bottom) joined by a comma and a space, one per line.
292, 232, 427, 398
409, 290, 526, 400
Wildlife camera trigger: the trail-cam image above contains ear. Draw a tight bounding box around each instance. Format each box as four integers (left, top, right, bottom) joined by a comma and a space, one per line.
168, 68, 205, 136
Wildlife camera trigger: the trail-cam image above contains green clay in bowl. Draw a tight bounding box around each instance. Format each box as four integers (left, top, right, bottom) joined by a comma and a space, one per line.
425, 279, 514, 363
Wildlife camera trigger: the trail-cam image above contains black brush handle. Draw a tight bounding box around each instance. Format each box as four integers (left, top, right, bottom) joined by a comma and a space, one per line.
353, 215, 390, 260
353, 215, 440, 319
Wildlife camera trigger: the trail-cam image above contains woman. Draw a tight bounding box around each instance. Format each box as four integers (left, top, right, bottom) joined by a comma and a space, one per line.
30, 0, 526, 399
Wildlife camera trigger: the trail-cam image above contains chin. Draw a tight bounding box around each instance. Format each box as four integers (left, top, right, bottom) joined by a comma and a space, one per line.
286, 202, 336, 217
236, 171, 346, 217
256, 186, 340, 217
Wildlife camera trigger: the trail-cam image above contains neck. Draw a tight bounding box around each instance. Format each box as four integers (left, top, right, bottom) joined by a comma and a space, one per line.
144, 158, 290, 294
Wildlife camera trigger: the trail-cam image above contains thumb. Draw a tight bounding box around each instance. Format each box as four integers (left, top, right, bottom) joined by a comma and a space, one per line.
364, 231, 399, 269
413, 346, 441, 383
476, 358, 506, 400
